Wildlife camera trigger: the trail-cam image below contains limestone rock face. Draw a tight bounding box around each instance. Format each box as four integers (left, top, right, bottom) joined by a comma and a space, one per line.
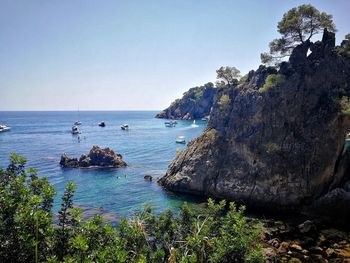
160, 30, 350, 217
155, 82, 217, 120
60, 146, 127, 168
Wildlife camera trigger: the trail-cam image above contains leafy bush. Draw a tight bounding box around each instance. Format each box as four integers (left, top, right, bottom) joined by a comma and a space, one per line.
218, 94, 231, 107
258, 74, 285, 93
0, 154, 264, 262
264, 142, 281, 153
206, 128, 219, 140
339, 33, 350, 59
339, 96, 350, 115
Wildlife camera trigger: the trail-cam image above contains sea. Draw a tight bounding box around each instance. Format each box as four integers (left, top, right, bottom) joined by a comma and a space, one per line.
0, 111, 207, 220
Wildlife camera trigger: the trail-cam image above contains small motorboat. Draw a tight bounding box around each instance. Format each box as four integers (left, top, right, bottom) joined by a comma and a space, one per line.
98, 121, 106, 127
71, 125, 80, 134
0, 124, 11, 132
191, 120, 199, 128
176, 136, 186, 144
165, 121, 176, 127
74, 121, 82, 125
121, 124, 129, 130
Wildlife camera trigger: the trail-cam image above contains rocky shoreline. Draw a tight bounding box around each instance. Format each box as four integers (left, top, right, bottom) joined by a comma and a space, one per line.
257, 217, 350, 262
59, 145, 127, 169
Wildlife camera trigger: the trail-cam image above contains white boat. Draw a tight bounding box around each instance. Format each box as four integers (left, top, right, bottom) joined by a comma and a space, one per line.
191, 120, 199, 128
165, 121, 176, 127
0, 125, 11, 132
71, 125, 80, 134
121, 124, 129, 130
176, 136, 186, 144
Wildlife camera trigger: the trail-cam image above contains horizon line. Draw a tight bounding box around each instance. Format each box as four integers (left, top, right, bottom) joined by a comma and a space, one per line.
0, 109, 161, 112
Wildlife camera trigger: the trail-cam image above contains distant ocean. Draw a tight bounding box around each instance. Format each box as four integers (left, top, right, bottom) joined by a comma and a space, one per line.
0, 111, 207, 219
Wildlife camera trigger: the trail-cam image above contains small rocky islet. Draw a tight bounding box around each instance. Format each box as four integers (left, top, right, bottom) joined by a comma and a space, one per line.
59, 145, 127, 168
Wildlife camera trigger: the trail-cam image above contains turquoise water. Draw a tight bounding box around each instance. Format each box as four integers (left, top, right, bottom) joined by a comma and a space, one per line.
0, 111, 206, 219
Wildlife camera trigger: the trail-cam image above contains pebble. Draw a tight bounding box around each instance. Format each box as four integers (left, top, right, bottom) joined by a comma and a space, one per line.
290, 243, 302, 251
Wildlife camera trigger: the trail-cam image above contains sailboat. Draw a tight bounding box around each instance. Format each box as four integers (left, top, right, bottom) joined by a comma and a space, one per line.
74, 107, 82, 125
191, 120, 198, 128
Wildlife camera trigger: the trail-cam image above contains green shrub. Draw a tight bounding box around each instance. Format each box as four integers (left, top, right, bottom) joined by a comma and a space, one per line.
340, 96, 350, 115
258, 74, 285, 93
194, 89, 204, 100
218, 94, 231, 107
339, 33, 350, 59
0, 155, 264, 262
264, 142, 281, 153
206, 128, 218, 140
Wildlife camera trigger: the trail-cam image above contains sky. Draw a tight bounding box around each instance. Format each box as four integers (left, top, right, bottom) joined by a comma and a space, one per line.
0, 0, 349, 111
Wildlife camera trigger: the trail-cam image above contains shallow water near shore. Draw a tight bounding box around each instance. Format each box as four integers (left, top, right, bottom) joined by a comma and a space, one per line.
0, 111, 207, 217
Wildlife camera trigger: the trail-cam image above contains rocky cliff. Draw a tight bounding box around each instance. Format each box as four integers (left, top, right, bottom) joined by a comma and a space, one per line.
155, 82, 217, 120
160, 29, 350, 218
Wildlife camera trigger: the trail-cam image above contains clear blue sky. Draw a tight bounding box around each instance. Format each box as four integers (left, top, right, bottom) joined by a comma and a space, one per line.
1, 0, 349, 110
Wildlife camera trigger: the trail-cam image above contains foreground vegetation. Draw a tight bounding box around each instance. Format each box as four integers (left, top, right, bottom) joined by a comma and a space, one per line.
0, 154, 263, 263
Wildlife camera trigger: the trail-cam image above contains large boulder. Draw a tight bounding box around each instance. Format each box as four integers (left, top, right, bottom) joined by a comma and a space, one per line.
155, 82, 217, 119
159, 30, 350, 219
60, 146, 127, 168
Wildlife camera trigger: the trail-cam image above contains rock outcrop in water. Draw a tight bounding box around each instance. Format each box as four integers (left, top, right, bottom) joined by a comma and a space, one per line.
60, 146, 127, 168
160, 29, 350, 219
155, 82, 217, 120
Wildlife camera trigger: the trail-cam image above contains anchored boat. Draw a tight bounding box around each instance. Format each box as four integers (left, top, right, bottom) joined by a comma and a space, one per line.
191, 120, 199, 128
71, 125, 80, 134
165, 121, 177, 127
121, 124, 129, 130
176, 136, 186, 144
0, 124, 11, 132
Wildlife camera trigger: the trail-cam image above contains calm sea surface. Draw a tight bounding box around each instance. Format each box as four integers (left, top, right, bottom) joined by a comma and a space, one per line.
0, 111, 207, 219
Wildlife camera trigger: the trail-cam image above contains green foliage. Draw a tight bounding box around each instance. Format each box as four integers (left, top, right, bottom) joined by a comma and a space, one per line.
339, 33, 350, 58
216, 66, 241, 87
0, 155, 264, 262
264, 142, 281, 153
261, 4, 336, 64
206, 128, 218, 140
258, 74, 285, 93
218, 94, 231, 107
0, 154, 56, 262
238, 73, 249, 84
183, 82, 214, 100
339, 96, 350, 115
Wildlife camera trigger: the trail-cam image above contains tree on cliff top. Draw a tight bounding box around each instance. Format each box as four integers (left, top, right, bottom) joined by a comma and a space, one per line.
340, 33, 350, 58
216, 66, 241, 87
261, 4, 336, 64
